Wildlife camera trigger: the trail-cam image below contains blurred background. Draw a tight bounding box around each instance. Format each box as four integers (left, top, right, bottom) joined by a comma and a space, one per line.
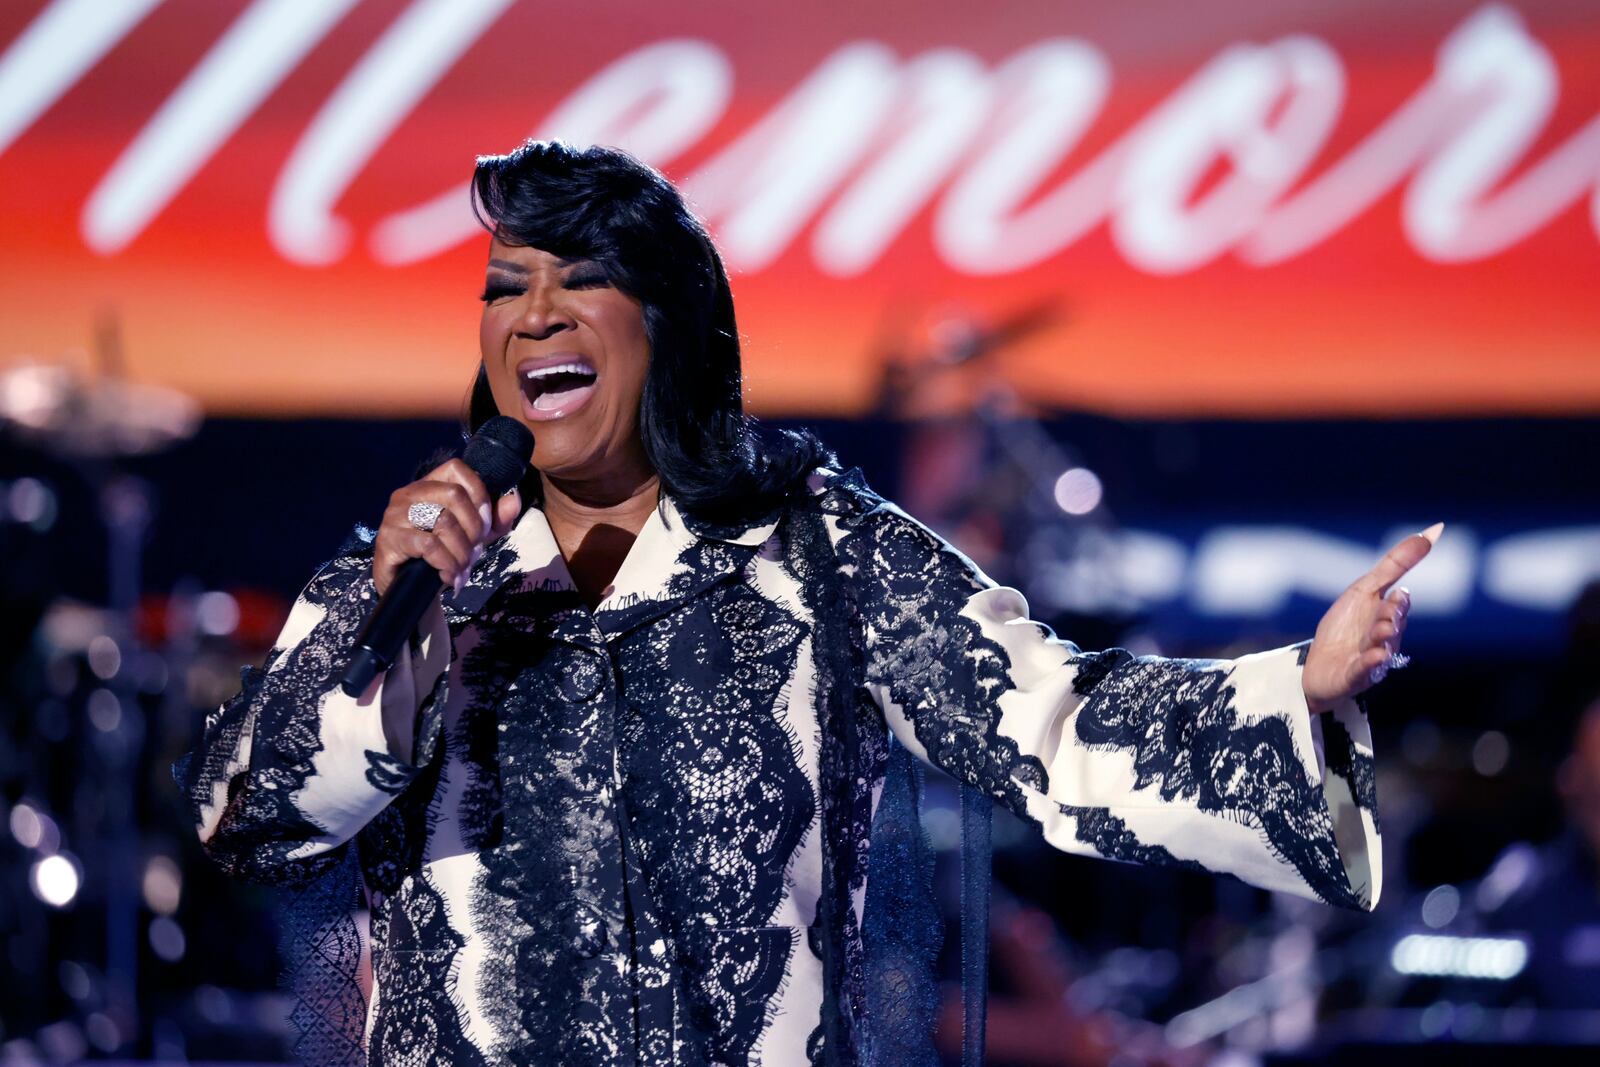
2, 0, 1598, 1063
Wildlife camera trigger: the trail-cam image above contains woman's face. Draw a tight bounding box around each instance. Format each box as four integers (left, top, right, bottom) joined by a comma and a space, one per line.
478, 237, 652, 484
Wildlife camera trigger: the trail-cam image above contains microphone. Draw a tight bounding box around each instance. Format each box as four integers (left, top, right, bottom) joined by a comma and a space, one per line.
339, 416, 534, 696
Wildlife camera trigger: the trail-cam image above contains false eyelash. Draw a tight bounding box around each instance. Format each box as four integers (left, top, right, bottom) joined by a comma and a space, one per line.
479, 284, 522, 302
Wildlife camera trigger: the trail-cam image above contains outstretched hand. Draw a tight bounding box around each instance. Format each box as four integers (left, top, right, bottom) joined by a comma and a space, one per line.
1301, 523, 1442, 714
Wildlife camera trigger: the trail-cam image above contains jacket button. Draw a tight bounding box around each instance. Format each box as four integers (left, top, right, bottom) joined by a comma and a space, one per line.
562, 903, 607, 959
558, 655, 606, 702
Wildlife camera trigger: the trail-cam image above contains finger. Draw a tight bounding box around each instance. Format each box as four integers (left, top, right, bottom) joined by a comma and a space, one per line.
404, 479, 485, 545
425, 509, 475, 575
397, 526, 469, 588
1360, 524, 1442, 597
1385, 585, 1411, 635
1385, 583, 1411, 611
372, 527, 464, 594
491, 485, 523, 540
372, 545, 398, 595
1363, 645, 1391, 687
1375, 599, 1407, 631
428, 460, 493, 538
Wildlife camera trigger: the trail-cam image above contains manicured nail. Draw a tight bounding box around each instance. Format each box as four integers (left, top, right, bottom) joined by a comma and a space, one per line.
1419, 522, 1445, 545
453, 573, 464, 596
478, 502, 492, 533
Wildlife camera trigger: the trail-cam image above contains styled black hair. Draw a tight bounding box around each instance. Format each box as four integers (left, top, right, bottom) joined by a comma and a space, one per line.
465, 139, 832, 525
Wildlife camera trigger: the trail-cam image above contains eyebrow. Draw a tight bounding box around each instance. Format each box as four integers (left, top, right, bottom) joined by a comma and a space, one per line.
485, 255, 592, 274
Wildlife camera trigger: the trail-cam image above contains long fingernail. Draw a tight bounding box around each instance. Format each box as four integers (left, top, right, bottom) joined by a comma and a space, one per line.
1419, 522, 1445, 545
478, 502, 492, 532
453, 573, 464, 596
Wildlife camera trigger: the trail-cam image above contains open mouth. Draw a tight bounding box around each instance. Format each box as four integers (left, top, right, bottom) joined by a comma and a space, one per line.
520, 358, 598, 419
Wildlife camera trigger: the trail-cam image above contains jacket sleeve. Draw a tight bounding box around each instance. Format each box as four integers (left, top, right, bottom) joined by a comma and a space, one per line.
837, 489, 1381, 911
172, 532, 452, 885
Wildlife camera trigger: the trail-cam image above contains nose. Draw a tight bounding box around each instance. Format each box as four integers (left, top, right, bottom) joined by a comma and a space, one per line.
513, 283, 575, 341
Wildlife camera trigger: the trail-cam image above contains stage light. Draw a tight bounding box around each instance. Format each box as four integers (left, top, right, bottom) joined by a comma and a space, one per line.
1420, 884, 1460, 929
10, 801, 61, 853
196, 590, 240, 636
193, 985, 234, 1025
1472, 730, 1509, 776
31, 853, 82, 908
136, 652, 170, 695
1053, 467, 1103, 515
10, 801, 43, 848
9, 476, 57, 529
1390, 933, 1528, 980
58, 961, 92, 1001
87, 634, 121, 680
1400, 719, 1441, 766
87, 687, 122, 732
84, 1012, 120, 1053
142, 854, 182, 915
148, 916, 186, 963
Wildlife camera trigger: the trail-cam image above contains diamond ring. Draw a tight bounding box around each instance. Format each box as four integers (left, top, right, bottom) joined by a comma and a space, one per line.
407, 501, 444, 532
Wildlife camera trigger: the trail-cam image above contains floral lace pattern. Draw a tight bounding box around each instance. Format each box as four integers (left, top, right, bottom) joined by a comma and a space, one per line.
843, 493, 1050, 814
615, 580, 812, 1060
1070, 651, 1364, 908
177, 469, 1381, 1065
368, 869, 487, 1067
1057, 805, 1208, 872
470, 582, 635, 1065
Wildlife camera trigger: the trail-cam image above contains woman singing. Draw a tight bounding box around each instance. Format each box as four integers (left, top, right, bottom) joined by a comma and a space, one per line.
176, 140, 1434, 1066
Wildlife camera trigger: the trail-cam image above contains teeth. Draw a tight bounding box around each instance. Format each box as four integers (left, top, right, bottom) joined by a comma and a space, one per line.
524, 362, 595, 379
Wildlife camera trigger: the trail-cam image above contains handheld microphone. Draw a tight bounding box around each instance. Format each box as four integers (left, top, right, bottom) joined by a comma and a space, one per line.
339, 416, 534, 696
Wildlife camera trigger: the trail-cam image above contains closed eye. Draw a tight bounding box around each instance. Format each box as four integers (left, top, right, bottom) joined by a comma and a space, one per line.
479, 281, 523, 303
563, 268, 611, 289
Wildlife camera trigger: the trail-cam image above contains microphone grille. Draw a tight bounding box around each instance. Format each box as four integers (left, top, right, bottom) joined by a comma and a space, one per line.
462, 416, 534, 496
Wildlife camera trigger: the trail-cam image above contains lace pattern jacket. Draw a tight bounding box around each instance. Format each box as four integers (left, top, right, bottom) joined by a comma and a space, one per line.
175, 468, 1381, 1066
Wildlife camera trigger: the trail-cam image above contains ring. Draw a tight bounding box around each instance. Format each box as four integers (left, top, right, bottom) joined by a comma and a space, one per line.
1387, 651, 1411, 671
407, 501, 444, 532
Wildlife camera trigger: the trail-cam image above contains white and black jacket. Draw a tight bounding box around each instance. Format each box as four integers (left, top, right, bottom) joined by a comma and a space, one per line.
175, 467, 1380, 1066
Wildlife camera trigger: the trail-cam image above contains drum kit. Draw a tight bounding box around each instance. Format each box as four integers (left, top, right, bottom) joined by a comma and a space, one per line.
1, 325, 200, 1057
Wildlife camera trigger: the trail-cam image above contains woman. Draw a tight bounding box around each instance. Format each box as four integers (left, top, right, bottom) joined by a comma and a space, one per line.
176, 140, 1431, 1066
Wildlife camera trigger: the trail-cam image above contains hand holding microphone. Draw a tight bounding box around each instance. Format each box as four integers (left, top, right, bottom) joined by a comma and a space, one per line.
341, 416, 534, 696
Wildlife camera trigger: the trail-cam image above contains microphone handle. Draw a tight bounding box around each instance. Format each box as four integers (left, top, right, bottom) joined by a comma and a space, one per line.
339, 556, 443, 697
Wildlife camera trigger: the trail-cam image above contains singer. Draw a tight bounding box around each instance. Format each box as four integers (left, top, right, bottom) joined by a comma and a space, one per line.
175, 140, 1433, 1066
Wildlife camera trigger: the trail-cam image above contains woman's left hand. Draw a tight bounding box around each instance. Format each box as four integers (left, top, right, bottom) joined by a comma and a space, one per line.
1301, 523, 1442, 713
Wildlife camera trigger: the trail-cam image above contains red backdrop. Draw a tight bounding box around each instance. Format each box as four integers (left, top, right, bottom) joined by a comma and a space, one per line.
2, 0, 1598, 418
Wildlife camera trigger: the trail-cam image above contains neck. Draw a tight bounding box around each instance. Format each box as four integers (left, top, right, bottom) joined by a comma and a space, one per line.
538, 466, 661, 539
537, 465, 661, 608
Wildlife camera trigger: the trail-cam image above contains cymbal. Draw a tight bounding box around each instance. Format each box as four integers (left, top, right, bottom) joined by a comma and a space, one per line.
0, 361, 200, 457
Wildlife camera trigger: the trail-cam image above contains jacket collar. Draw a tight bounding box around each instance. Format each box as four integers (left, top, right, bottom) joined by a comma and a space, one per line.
441, 489, 783, 642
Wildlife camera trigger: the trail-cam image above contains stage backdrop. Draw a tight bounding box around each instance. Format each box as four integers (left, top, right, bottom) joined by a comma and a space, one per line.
2, 0, 1599, 418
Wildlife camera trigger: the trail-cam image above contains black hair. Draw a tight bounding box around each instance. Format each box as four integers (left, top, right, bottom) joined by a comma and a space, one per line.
465, 139, 833, 524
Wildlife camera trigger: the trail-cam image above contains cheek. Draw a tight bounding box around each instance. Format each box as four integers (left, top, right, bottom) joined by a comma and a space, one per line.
478, 310, 502, 359
595, 305, 652, 411
479, 313, 517, 408
609, 351, 651, 428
